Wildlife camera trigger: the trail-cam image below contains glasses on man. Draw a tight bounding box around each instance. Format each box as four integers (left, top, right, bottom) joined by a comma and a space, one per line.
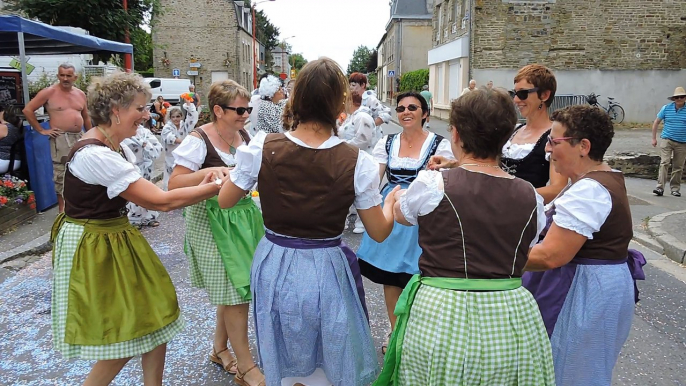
222, 106, 253, 115
547, 135, 576, 146
395, 104, 420, 113
674, 95, 686, 100
509, 87, 539, 100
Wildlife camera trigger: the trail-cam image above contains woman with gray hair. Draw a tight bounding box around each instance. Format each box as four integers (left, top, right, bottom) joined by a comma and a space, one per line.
50, 72, 224, 385
161, 102, 199, 189
256, 75, 287, 133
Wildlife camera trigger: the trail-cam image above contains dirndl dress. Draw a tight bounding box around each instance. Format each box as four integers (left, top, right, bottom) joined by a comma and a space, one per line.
51, 214, 184, 360
375, 276, 555, 386
357, 133, 444, 286
252, 231, 378, 386
184, 195, 264, 305
523, 205, 645, 386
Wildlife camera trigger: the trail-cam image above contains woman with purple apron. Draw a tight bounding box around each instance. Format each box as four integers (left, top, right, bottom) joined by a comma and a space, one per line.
524, 105, 645, 386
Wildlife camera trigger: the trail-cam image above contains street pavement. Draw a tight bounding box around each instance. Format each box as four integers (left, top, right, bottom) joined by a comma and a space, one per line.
1, 121, 686, 385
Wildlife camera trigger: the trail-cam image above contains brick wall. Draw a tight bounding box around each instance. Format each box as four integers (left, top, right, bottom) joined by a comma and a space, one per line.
152, 0, 252, 103
472, 0, 686, 70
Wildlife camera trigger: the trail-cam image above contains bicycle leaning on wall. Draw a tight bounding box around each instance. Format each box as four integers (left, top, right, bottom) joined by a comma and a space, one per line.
586, 92, 625, 123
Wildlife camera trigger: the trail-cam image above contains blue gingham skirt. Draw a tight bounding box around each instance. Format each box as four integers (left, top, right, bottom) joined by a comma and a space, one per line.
251, 231, 379, 386
551, 263, 634, 386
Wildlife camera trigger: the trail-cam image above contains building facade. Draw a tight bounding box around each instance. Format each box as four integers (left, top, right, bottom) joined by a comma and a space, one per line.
376, 0, 434, 103
429, 0, 686, 122
152, 0, 255, 103
427, 0, 470, 119
271, 46, 291, 79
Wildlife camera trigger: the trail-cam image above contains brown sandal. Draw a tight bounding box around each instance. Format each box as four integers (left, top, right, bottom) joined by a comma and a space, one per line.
235, 364, 266, 386
209, 346, 237, 374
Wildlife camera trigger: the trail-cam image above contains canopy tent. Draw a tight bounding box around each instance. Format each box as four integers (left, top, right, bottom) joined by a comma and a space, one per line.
0, 15, 133, 104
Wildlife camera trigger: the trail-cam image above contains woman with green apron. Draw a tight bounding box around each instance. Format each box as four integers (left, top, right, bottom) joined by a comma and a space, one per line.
52, 72, 224, 385
378, 88, 555, 385
169, 79, 265, 386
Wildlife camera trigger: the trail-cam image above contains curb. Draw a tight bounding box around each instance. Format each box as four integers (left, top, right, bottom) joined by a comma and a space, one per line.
646, 210, 686, 264
0, 171, 164, 266
632, 229, 663, 255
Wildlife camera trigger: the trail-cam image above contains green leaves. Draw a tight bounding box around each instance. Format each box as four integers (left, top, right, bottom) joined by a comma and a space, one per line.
347, 45, 372, 76
399, 69, 429, 92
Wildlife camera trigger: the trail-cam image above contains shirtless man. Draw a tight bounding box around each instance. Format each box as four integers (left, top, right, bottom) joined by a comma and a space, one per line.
23, 63, 92, 212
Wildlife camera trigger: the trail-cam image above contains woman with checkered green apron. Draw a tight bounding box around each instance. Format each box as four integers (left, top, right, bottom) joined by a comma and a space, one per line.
375, 88, 555, 385
51, 72, 224, 384
170, 79, 266, 385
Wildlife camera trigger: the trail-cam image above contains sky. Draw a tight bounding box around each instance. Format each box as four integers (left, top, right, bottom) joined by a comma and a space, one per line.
257, 0, 391, 70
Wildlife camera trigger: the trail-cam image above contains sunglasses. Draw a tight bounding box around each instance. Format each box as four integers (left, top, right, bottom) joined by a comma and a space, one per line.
395, 104, 420, 113
547, 135, 576, 146
509, 87, 539, 100
673, 95, 686, 100
222, 106, 253, 115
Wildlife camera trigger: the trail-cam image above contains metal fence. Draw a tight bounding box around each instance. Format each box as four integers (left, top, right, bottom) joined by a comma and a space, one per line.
517, 94, 587, 122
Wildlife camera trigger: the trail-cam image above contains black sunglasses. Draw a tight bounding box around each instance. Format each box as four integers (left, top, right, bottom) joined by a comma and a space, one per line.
509, 87, 539, 100
222, 106, 253, 115
673, 95, 686, 100
395, 104, 420, 113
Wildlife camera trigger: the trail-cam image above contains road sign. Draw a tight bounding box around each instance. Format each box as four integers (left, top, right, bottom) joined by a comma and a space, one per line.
189, 62, 202, 68
388, 70, 395, 77
187, 70, 199, 76
172, 69, 180, 77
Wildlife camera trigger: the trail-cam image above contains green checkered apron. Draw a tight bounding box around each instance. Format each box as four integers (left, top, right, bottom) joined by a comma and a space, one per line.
183, 196, 264, 305
375, 275, 555, 386
51, 215, 184, 360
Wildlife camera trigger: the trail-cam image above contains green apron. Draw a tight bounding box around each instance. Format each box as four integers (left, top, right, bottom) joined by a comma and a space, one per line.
51, 213, 180, 345
374, 274, 522, 386
204, 196, 265, 301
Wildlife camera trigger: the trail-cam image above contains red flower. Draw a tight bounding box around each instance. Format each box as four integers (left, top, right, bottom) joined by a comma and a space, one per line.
0, 196, 8, 206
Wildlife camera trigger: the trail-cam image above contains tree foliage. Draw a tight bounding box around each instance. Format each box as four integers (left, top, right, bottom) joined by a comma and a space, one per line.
290, 53, 308, 71
399, 69, 429, 92
5, 0, 158, 43
4, 0, 158, 65
131, 28, 153, 72
366, 49, 378, 73
346, 45, 372, 75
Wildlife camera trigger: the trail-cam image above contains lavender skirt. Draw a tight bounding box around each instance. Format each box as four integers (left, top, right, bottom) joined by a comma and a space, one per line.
250, 231, 378, 386
523, 251, 646, 386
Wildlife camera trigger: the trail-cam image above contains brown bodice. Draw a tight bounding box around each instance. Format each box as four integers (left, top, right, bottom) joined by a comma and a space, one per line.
575, 171, 633, 260
63, 139, 129, 219
193, 127, 251, 168
417, 168, 540, 279
258, 134, 359, 239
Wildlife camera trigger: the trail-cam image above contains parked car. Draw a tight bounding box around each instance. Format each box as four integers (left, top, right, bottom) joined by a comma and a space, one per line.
145, 78, 191, 105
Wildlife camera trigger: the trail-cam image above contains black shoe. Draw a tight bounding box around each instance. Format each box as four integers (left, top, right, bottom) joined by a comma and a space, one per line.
672, 191, 681, 197
653, 188, 664, 196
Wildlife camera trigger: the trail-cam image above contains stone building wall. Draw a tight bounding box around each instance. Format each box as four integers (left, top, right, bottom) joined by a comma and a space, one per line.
152, 0, 253, 104
472, 0, 686, 70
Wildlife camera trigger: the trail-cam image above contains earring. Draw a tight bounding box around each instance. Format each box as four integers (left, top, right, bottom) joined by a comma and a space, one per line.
580, 154, 584, 158
115, 115, 121, 125
538, 103, 543, 110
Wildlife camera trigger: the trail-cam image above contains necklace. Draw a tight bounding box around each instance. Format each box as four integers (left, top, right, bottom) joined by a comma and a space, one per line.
96, 126, 120, 152
215, 125, 236, 155
460, 163, 502, 169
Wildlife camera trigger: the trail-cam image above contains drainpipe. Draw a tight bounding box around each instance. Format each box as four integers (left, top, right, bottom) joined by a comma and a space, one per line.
468, 0, 474, 81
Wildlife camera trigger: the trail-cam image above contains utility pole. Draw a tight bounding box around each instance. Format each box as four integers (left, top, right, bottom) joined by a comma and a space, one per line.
123, 0, 132, 72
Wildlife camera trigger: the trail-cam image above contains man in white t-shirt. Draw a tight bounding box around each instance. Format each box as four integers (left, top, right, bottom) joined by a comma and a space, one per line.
461, 79, 476, 96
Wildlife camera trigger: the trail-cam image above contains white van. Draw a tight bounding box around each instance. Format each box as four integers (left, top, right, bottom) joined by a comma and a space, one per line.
145, 78, 192, 104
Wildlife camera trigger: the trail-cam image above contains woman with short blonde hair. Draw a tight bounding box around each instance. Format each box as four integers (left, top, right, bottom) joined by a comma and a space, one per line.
169, 79, 265, 386
51, 71, 223, 385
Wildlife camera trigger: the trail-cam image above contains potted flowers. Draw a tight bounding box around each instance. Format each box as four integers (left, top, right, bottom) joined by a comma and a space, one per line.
0, 175, 37, 233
